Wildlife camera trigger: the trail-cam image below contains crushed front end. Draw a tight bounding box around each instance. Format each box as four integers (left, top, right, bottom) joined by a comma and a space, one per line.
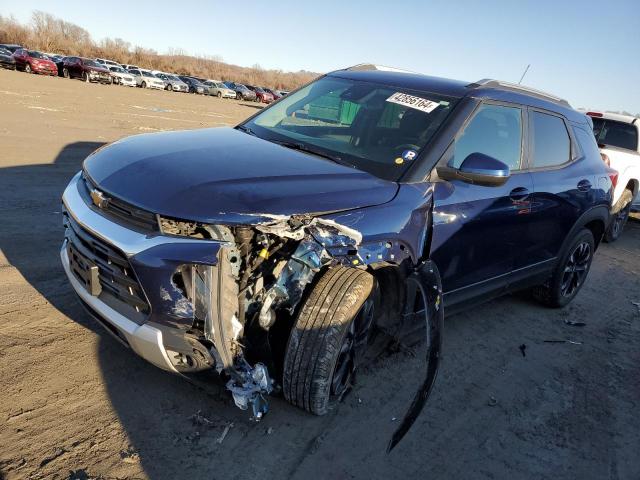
61, 171, 367, 419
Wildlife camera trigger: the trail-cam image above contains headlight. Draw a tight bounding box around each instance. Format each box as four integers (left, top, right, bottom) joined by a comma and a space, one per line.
159, 216, 235, 242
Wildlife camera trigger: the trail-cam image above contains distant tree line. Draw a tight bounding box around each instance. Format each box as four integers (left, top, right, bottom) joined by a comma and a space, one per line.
0, 11, 318, 90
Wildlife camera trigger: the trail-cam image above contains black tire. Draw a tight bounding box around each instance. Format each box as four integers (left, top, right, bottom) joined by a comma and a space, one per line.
283, 266, 375, 415
24, 63, 31, 74
82, 71, 89, 83
604, 189, 633, 243
141, 81, 146, 89
63, 67, 69, 78
217, 91, 222, 98
532, 228, 595, 308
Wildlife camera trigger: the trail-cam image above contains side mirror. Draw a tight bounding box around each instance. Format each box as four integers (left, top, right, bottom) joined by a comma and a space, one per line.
438, 152, 510, 186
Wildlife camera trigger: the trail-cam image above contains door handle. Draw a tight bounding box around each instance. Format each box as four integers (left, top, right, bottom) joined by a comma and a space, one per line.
509, 187, 530, 201
577, 179, 592, 192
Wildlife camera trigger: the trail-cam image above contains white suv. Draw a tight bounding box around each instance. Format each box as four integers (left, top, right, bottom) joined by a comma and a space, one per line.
584, 111, 640, 241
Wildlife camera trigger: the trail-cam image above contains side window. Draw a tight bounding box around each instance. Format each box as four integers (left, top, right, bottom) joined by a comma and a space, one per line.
448, 104, 523, 170
573, 126, 601, 161
530, 111, 570, 168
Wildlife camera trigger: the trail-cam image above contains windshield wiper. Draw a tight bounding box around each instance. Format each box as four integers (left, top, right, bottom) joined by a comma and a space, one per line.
272, 140, 347, 166
236, 124, 256, 136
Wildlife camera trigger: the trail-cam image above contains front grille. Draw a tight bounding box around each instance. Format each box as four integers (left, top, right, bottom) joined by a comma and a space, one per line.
64, 213, 149, 323
80, 174, 159, 232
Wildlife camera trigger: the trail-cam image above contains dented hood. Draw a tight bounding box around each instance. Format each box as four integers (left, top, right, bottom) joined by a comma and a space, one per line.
84, 127, 398, 223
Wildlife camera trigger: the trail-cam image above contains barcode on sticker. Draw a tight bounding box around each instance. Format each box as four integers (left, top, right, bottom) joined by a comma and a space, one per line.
386, 92, 440, 114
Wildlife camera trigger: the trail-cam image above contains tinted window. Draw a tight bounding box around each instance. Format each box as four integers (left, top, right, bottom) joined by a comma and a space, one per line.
530, 111, 570, 168
591, 118, 638, 151
448, 104, 522, 170
573, 126, 602, 160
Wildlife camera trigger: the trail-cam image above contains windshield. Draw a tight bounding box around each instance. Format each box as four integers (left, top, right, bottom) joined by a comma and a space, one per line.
0, 48, 10, 55
142, 71, 155, 77
591, 118, 638, 151
28, 51, 47, 59
244, 75, 459, 181
83, 59, 101, 67
109, 66, 125, 73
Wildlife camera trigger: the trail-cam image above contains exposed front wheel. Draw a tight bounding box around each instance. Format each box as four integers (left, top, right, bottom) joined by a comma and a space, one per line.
82, 71, 89, 82
532, 228, 595, 307
141, 81, 146, 89
25, 63, 32, 73
217, 91, 222, 98
63, 67, 69, 78
283, 266, 375, 415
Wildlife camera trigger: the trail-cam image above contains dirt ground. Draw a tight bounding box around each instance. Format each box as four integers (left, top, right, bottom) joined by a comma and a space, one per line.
1, 69, 639, 480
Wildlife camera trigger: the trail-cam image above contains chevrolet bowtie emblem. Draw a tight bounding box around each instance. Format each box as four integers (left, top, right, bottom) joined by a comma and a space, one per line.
90, 188, 109, 209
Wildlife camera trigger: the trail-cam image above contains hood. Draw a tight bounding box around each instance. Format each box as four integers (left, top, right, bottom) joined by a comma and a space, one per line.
84, 127, 398, 224
88, 65, 109, 73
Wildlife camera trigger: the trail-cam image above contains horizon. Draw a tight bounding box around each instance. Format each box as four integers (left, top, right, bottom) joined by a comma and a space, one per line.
1, 0, 639, 113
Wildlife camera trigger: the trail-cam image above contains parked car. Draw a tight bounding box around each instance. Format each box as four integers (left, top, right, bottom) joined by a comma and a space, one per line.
60, 65, 612, 429
128, 69, 165, 89
178, 76, 206, 94
584, 111, 640, 240
246, 85, 274, 103
108, 66, 136, 87
0, 43, 23, 54
233, 83, 257, 101
153, 72, 189, 92
120, 64, 140, 71
61, 57, 112, 83
0, 47, 16, 70
263, 88, 282, 101
203, 80, 236, 98
95, 58, 121, 69
12, 49, 57, 76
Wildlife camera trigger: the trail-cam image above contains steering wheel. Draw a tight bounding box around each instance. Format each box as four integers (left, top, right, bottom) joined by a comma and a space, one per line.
394, 143, 420, 153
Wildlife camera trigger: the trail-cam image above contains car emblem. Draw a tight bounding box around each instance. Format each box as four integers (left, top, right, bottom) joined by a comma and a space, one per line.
90, 188, 109, 209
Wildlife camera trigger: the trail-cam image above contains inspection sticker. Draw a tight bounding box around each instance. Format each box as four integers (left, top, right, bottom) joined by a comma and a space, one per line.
386, 92, 440, 113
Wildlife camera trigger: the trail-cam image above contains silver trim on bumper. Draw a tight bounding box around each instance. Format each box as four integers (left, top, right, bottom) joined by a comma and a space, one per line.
61, 246, 177, 372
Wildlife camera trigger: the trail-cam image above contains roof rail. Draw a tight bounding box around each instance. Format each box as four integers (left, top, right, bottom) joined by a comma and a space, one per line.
467, 78, 571, 107
342, 64, 418, 74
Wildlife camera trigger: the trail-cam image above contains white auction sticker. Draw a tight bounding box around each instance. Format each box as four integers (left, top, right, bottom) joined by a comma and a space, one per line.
386, 92, 440, 114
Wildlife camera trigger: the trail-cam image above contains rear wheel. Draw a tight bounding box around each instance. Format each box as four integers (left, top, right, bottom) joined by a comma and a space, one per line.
532, 228, 594, 307
604, 189, 633, 243
283, 266, 375, 415
24, 63, 31, 73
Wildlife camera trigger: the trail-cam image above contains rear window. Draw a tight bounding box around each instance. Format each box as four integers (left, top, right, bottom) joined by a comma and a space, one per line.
530, 111, 571, 168
591, 118, 638, 151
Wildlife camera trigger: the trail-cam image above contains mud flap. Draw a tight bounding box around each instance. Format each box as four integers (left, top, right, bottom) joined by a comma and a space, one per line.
387, 259, 443, 452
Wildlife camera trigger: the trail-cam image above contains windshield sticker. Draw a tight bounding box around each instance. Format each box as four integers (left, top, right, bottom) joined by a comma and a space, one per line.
386, 92, 440, 114
402, 149, 417, 161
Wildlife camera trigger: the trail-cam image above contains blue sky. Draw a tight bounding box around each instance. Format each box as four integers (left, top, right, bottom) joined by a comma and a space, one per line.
2, 0, 639, 113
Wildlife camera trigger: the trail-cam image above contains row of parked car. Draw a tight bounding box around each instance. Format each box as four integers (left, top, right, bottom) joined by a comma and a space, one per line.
0, 43, 289, 103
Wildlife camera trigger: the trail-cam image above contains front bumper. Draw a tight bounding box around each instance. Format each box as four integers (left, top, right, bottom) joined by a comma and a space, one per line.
61, 172, 223, 371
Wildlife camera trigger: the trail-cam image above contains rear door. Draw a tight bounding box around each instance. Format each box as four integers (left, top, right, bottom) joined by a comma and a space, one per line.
430, 102, 534, 304
523, 109, 592, 267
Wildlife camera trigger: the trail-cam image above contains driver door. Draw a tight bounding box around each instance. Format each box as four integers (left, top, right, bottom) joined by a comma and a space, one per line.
429, 102, 533, 306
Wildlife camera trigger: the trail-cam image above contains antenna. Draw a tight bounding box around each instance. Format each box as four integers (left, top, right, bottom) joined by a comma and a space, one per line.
518, 64, 530, 84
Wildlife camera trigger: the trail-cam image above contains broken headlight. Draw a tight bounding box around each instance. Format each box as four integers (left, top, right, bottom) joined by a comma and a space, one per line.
159, 216, 235, 242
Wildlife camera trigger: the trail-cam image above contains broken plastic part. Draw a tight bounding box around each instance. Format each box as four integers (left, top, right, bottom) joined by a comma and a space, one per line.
226, 361, 274, 420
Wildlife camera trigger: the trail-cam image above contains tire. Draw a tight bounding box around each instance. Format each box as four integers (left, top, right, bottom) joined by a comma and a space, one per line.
141, 81, 146, 89
63, 67, 69, 78
217, 91, 222, 98
604, 189, 633, 243
82, 71, 89, 83
532, 228, 595, 308
283, 266, 375, 415
25, 63, 31, 74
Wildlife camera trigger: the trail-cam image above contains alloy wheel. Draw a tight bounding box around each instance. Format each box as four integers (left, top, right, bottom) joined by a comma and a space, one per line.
611, 203, 631, 239
330, 293, 375, 397
560, 241, 592, 297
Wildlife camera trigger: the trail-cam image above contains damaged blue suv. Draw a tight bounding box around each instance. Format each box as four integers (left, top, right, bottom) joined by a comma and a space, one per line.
61, 65, 612, 429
